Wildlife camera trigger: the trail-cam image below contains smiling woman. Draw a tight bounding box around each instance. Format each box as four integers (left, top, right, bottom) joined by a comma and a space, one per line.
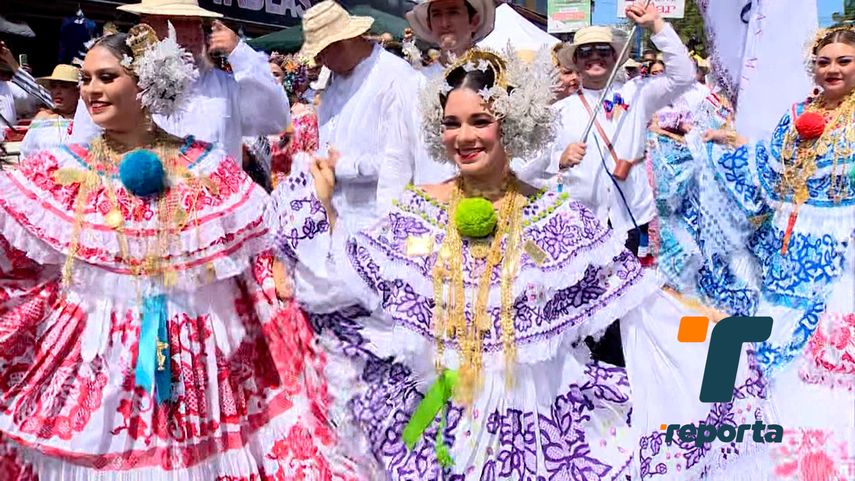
674, 24, 855, 479
264, 46, 771, 480
0, 24, 370, 481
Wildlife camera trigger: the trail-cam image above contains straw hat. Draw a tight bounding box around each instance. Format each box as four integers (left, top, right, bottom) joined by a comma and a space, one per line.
406, 0, 495, 45
300, 1, 374, 59
117, 0, 223, 18
36, 64, 79, 86
623, 58, 641, 69
565, 26, 624, 61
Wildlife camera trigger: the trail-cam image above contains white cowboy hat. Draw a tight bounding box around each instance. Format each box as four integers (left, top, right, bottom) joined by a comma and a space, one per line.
406, 0, 495, 45
564, 26, 625, 61
37, 64, 80, 86
623, 58, 641, 69
117, 0, 223, 18
300, 1, 374, 60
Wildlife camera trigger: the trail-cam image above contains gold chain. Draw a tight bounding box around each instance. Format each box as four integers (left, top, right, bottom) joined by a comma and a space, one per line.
779, 91, 855, 206
431, 175, 526, 405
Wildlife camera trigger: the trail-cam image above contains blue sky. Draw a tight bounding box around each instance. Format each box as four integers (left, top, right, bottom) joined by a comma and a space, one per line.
592, 0, 843, 27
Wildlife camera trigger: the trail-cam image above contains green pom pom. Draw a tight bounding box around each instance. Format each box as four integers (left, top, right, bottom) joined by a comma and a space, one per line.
454, 197, 497, 238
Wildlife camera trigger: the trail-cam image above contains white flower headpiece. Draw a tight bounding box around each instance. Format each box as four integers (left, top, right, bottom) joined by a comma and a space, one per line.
419, 45, 557, 163
125, 23, 198, 117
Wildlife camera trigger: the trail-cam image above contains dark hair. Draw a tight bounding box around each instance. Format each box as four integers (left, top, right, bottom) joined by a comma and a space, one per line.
384, 40, 405, 59
427, 0, 478, 29
651, 60, 665, 70
91, 33, 134, 64
814, 28, 855, 54
439, 63, 498, 109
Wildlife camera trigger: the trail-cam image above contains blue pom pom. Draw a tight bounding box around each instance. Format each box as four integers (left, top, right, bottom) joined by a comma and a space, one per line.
119, 149, 166, 197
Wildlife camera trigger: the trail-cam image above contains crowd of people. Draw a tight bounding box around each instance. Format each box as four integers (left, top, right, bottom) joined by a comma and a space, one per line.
0, 0, 853, 480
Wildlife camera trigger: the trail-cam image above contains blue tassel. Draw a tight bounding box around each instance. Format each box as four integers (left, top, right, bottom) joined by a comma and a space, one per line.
135, 295, 172, 403
155, 299, 172, 404
638, 231, 650, 258
119, 149, 165, 197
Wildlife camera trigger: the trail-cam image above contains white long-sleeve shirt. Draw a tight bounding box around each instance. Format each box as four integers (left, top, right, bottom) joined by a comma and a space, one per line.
1, 69, 53, 131
318, 44, 419, 234
71, 41, 289, 161
549, 24, 694, 234
412, 64, 458, 185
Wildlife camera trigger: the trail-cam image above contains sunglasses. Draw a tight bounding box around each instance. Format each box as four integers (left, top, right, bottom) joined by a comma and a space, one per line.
575, 44, 615, 60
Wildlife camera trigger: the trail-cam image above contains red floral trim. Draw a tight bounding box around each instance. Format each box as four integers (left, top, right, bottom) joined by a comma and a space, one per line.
4, 168, 256, 237
0, 198, 268, 274
772, 429, 854, 481
0, 434, 38, 481
800, 313, 855, 390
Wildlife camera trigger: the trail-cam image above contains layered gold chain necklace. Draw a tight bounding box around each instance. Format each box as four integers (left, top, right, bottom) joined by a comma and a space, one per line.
431, 175, 527, 405
777, 91, 855, 254
57, 128, 203, 287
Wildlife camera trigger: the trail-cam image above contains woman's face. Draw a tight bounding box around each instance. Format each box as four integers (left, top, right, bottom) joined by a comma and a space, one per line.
441, 88, 504, 177
269, 62, 284, 85
650, 62, 665, 76
49, 80, 80, 116
815, 41, 855, 101
557, 66, 579, 98
80, 46, 143, 132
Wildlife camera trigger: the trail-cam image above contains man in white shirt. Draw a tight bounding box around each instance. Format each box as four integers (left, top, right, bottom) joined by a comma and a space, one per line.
550, 3, 693, 368
70, 0, 289, 161
302, 1, 420, 234
1, 42, 53, 132
552, 3, 694, 255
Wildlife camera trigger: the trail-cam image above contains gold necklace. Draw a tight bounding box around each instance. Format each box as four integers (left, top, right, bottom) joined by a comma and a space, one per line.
431, 177, 526, 405
778, 91, 854, 254
58, 128, 197, 287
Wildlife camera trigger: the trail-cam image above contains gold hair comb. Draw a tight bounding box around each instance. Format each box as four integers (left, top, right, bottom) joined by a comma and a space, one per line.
444, 49, 509, 89
126, 24, 159, 60
811, 24, 854, 54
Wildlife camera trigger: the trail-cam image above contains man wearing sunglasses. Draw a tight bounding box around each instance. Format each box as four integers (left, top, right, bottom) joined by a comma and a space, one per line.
548, 1, 694, 367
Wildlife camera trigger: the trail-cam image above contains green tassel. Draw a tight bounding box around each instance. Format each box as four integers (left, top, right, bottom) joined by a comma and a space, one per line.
402, 370, 458, 450
435, 407, 454, 469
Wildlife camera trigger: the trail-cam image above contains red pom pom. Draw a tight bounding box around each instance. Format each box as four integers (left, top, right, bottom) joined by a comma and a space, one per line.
794, 112, 826, 140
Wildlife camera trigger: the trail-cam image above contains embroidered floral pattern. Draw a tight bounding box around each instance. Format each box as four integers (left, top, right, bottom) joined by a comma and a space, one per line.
800, 312, 855, 390
772, 429, 854, 481
637, 363, 768, 479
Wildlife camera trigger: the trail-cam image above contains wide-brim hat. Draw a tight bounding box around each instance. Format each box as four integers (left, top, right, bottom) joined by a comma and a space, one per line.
623, 58, 641, 69
300, 1, 374, 60
565, 26, 625, 62
406, 0, 495, 45
37, 64, 80, 86
117, 0, 223, 18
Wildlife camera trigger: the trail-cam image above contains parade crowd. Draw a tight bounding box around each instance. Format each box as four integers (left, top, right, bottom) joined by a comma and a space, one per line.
0, 0, 853, 479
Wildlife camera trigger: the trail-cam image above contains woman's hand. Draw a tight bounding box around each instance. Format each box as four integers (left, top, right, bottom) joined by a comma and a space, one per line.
309, 156, 337, 230
272, 259, 293, 300
703, 128, 747, 147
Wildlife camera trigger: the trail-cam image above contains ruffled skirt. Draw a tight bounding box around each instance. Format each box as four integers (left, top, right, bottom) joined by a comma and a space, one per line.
0, 243, 365, 480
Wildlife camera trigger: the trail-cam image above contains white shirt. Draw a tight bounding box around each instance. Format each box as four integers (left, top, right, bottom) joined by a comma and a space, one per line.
0, 82, 15, 133
71, 41, 290, 161
550, 24, 694, 234
318, 44, 419, 234
410, 63, 457, 185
